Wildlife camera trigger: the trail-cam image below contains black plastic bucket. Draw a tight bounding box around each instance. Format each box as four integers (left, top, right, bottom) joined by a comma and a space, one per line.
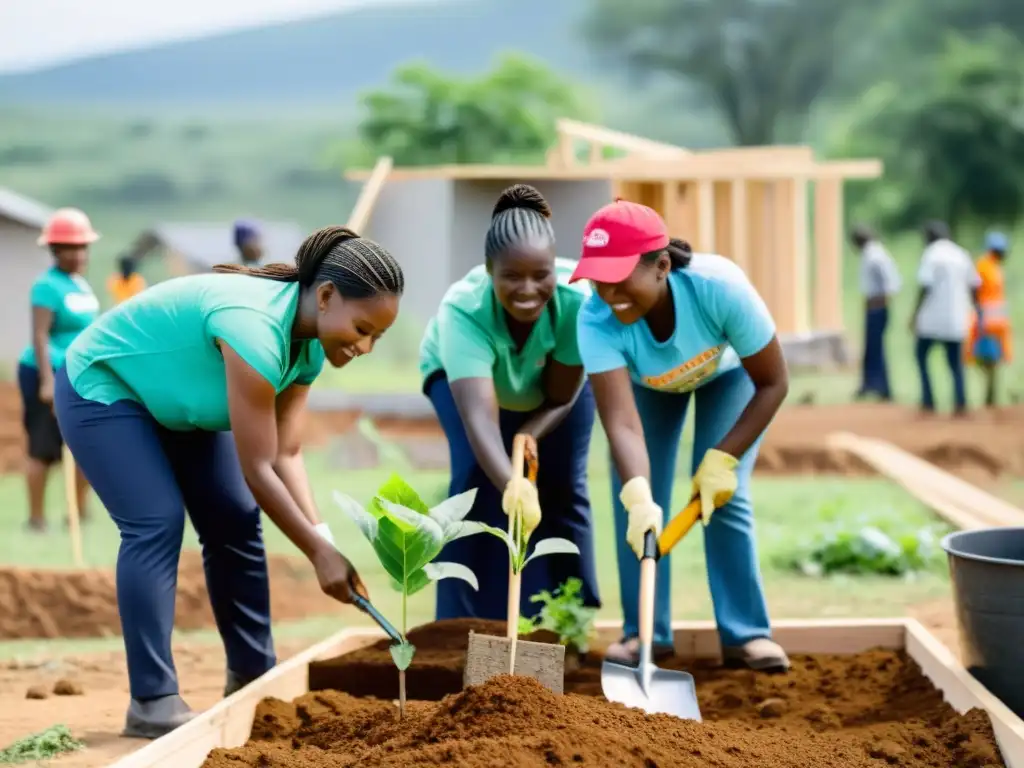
941, 527, 1024, 717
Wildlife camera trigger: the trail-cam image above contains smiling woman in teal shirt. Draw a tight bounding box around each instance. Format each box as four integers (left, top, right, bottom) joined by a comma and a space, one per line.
419, 184, 601, 624
54, 226, 405, 739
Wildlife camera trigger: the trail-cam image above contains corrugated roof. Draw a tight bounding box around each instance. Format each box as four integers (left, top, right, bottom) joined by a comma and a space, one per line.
145, 221, 307, 269
0, 187, 53, 229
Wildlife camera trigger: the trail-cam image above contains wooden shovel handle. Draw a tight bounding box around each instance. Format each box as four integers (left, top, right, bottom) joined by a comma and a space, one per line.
507, 434, 538, 643
63, 446, 84, 568
511, 433, 538, 484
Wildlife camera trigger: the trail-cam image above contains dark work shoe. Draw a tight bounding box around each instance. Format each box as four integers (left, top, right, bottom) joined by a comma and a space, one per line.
224, 669, 261, 697
122, 694, 195, 739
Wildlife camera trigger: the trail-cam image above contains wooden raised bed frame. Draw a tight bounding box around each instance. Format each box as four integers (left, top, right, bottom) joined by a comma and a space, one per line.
110, 619, 1024, 768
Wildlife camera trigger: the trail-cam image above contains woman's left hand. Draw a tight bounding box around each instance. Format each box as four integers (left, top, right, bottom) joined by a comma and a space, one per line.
691, 449, 739, 525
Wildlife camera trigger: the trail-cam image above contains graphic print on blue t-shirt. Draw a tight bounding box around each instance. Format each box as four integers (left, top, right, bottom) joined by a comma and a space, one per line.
641, 342, 728, 392
575, 253, 776, 395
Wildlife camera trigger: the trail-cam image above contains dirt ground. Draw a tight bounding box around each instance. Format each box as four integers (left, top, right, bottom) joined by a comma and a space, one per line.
210, 635, 1001, 767
0, 638, 313, 767
0, 551, 338, 641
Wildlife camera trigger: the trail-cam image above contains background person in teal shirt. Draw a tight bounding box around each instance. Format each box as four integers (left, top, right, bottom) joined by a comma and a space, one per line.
18, 207, 100, 532
419, 184, 600, 622
53, 226, 404, 739
571, 200, 790, 673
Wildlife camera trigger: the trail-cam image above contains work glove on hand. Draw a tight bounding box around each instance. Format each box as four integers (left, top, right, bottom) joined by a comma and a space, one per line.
691, 448, 739, 526
314, 523, 335, 546
502, 476, 541, 535
620, 476, 664, 559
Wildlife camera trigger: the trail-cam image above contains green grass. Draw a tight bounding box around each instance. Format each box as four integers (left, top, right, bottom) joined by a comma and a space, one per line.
0, 445, 952, 660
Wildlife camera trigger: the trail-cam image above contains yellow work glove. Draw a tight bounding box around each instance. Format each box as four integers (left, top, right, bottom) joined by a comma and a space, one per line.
691, 448, 739, 526
620, 476, 664, 559
502, 476, 541, 535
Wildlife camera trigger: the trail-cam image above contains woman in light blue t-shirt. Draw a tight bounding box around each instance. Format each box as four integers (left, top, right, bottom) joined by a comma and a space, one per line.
569, 200, 790, 673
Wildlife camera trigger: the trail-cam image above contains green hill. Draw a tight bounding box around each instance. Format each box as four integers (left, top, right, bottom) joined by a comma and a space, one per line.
0, 0, 594, 106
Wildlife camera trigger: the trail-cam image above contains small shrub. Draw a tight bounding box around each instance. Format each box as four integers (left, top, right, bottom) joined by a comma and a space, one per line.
788, 524, 943, 577
0, 724, 83, 764
521, 577, 597, 653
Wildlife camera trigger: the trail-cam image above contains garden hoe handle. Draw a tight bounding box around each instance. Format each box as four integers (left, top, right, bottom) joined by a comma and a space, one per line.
658, 498, 702, 557
62, 445, 84, 568
351, 593, 403, 645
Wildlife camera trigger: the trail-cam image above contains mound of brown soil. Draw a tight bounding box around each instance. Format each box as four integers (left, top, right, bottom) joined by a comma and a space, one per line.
206, 661, 1003, 767
0, 551, 337, 640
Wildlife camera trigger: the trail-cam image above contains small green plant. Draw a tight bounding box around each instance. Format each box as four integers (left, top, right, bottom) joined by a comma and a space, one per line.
520, 577, 597, 654
789, 524, 942, 577
334, 473, 487, 718
475, 517, 581, 579
0, 725, 83, 764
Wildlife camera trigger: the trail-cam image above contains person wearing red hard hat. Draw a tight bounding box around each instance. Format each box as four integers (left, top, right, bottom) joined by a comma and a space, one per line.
570, 199, 790, 672
18, 208, 100, 531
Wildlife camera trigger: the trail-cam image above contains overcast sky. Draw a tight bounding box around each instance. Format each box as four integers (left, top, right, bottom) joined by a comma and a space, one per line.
0, 0, 433, 72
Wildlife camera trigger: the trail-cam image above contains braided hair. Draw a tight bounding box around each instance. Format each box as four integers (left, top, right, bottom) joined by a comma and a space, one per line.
484, 184, 555, 263
213, 226, 404, 299
641, 238, 693, 270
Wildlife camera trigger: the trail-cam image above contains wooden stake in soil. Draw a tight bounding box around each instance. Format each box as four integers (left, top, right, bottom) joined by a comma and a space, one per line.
62, 446, 84, 568
505, 435, 528, 675
463, 435, 566, 691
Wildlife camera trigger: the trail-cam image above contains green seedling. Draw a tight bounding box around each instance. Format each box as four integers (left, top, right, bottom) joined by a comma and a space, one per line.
476, 518, 580, 578
334, 473, 486, 718
521, 577, 597, 654
471, 492, 580, 672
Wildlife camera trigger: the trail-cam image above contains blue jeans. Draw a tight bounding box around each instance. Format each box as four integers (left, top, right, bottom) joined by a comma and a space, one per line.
425, 374, 601, 621
860, 306, 890, 398
610, 367, 771, 648
915, 337, 966, 411
53, 366, 275, 700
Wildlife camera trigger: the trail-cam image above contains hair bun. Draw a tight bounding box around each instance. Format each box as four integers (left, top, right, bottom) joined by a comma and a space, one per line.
492, 184, 552, 219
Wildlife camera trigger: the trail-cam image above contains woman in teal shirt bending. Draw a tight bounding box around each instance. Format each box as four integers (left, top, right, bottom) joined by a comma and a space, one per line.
19, 208, 100, 531
54, 226, 404, 738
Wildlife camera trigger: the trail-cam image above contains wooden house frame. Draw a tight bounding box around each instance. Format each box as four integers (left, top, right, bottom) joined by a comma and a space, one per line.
346, 120, 881, 367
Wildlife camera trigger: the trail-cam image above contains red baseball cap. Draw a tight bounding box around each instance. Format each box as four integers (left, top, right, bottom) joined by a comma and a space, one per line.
569, 199, 669, 284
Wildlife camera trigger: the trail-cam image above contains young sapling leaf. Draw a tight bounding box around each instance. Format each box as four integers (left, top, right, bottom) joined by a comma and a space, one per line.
524, 537, 581, 566
423, 561, 480, 591
390, 642, 416, 671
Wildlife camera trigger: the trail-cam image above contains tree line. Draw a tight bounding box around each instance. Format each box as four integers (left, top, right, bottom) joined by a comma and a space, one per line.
347, 0, 1024, 236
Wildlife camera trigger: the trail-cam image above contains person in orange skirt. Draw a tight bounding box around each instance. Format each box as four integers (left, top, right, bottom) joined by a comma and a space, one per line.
966, 231, 1012, 408
107, 256, 148, 305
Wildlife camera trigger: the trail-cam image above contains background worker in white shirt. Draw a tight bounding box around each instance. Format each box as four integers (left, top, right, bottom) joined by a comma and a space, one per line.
910, 220, 982, 415
851, 224, 901, 401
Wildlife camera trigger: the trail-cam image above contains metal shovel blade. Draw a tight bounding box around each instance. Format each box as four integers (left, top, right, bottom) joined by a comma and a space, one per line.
601, 657, 702, 721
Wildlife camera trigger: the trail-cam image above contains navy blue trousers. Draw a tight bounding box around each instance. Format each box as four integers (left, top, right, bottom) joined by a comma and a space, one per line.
53, 366, 275, 700
425, 374, 601, 621
915, 337, 966, 411
861, 306, 891, 398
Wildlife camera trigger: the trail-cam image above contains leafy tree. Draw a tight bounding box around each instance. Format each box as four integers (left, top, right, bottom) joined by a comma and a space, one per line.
343, 53, 591, 167
581, 0, 860, 146
830, 30, 1024, 233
